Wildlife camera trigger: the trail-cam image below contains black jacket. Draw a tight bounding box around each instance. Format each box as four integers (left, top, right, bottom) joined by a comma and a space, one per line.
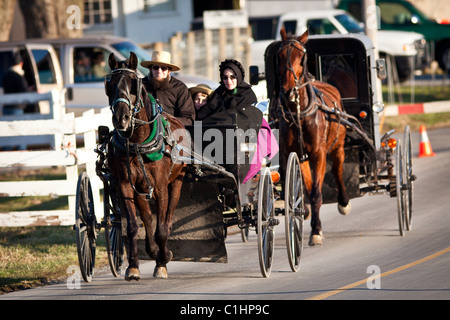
143, 75, 195, 126
196, 82, 260, 131
2, 70, 28, 110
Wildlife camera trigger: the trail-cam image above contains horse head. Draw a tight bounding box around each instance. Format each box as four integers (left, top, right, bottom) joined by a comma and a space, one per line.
105, 52, 145, 135
278, 27, 309, 104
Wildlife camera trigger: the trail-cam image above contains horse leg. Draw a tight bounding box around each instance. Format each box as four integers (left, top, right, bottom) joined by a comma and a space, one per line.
299, 160, 312, 221
153, 176, 184, 279
331, 144, 351, 215
135, 195, 158, 260
308, 151, 327, 246
121, 187, 141, 281
153, 184, 172, 279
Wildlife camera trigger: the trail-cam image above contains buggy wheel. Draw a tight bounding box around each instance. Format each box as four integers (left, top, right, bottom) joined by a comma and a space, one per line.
75, 172, 97, 282
395, 141, 406, 236
241, 226, 249, 242
103, 181, 124, 278
284, 152, 304, 272
257, 168, 276, 278
403, 126, 414, 231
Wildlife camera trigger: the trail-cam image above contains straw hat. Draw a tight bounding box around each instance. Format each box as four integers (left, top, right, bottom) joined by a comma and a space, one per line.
189, 84, 213, 97
140, 50, 180, 71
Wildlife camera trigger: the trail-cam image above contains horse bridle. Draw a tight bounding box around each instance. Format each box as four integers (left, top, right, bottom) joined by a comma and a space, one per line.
277, 39, 310, 101
105, 68, 153, 135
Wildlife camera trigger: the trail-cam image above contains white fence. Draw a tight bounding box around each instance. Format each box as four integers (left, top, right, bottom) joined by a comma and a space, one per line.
0, 91, 112, 227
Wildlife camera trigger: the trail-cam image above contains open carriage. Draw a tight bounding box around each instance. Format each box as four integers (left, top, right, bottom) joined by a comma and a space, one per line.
74, 108, 304, 282
253, 33, 415, 240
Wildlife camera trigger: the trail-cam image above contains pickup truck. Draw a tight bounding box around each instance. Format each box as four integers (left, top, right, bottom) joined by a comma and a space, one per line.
337, 0, 450, 71
250, 9, 428, 81
1, 36, 217, 116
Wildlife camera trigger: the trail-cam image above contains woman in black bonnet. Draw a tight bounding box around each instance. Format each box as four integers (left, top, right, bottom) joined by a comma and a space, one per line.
196, 59, 261, 130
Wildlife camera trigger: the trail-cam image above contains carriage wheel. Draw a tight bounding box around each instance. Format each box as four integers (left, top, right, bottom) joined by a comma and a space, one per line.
75, 172, 97, 282
403, 126, 414, 231
257, 167, 276, 278
395, 141, 406, 236
284, 152, 304, 272
241, 226, 249, 242
103, 181, 124, 278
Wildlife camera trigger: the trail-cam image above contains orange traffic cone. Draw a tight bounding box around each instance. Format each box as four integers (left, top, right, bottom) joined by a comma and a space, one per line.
418, 125, 436, 158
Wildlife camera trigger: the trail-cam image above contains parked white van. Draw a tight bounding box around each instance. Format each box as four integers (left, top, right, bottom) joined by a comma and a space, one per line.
1, 36, 217, 117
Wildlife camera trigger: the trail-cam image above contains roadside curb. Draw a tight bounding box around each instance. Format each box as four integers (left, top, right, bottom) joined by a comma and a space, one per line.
384, 100, 450, 116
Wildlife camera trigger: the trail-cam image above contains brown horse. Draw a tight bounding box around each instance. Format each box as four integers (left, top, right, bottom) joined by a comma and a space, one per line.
276, 28, 351, 246
105, 52, 188, 280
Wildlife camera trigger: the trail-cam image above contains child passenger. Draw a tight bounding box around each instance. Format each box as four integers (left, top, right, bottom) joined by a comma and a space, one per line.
189, 84, 213, 112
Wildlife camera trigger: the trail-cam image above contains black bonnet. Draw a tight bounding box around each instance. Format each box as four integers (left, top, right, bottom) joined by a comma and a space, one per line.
219, 59, 245, 87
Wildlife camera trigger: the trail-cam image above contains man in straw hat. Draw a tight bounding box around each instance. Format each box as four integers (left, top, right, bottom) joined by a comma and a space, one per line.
141, 51, 195, 125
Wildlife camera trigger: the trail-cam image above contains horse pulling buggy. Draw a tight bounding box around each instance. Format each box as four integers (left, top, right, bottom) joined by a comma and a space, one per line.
252, 30, 416, 246
73, 31, 415, 283
73, 53, 304, 282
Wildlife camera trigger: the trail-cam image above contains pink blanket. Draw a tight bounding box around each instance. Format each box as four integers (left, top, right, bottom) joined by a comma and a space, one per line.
243, 118, 279, 184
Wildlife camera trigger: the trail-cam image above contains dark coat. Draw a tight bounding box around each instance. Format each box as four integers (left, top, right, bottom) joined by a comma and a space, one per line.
143, 75, 195, 126
196, 82, 260, 130
2, 69, 28, 110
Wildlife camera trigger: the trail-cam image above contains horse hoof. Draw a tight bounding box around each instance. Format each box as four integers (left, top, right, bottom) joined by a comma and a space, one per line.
303, 204, 311, 220
125, 267, 140, 281
338, 202, 352, 215
153, 266, 168, 279
309, 232, 324, 246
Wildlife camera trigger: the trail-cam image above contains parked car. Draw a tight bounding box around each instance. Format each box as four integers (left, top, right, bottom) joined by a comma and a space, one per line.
250, 9, 428, 81
0, 42, 63, 114
338, 0, 450, 71
1, 36, 217, 117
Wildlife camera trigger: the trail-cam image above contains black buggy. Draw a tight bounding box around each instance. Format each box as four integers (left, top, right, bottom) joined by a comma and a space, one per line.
255, 33, 415, 236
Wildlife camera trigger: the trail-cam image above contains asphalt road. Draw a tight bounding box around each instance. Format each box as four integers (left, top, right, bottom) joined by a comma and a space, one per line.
2, 127, 449, 304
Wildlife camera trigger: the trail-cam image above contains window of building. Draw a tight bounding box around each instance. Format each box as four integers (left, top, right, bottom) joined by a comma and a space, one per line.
143, 0, 176, 13
84, 0, 112, 25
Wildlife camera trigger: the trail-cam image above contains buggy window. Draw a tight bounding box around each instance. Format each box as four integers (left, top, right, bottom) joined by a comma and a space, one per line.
282, 20, 297, 36
250, 16, 279, 41
318, 54, 358, 99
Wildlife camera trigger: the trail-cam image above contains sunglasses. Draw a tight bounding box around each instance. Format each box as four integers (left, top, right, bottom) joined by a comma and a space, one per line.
152, 65, 169, 71
222, 75, 237, 81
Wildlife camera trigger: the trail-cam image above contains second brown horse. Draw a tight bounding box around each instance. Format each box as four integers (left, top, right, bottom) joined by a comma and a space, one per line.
276, 27, 351, 245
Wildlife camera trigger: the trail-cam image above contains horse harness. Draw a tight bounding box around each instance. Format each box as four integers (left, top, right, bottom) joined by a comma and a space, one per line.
106, 68, 177, 202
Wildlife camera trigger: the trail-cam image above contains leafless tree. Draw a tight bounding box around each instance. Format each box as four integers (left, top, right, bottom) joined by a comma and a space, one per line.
18, 0, 84, 39
0, 0, 17, 41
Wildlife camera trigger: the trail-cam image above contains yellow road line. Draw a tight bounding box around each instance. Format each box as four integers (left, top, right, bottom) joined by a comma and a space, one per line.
307, 246, 450, 300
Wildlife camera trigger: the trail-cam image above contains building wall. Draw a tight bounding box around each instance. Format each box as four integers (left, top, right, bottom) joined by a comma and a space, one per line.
110, 0, 193, 44
408, 0, 450, 22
